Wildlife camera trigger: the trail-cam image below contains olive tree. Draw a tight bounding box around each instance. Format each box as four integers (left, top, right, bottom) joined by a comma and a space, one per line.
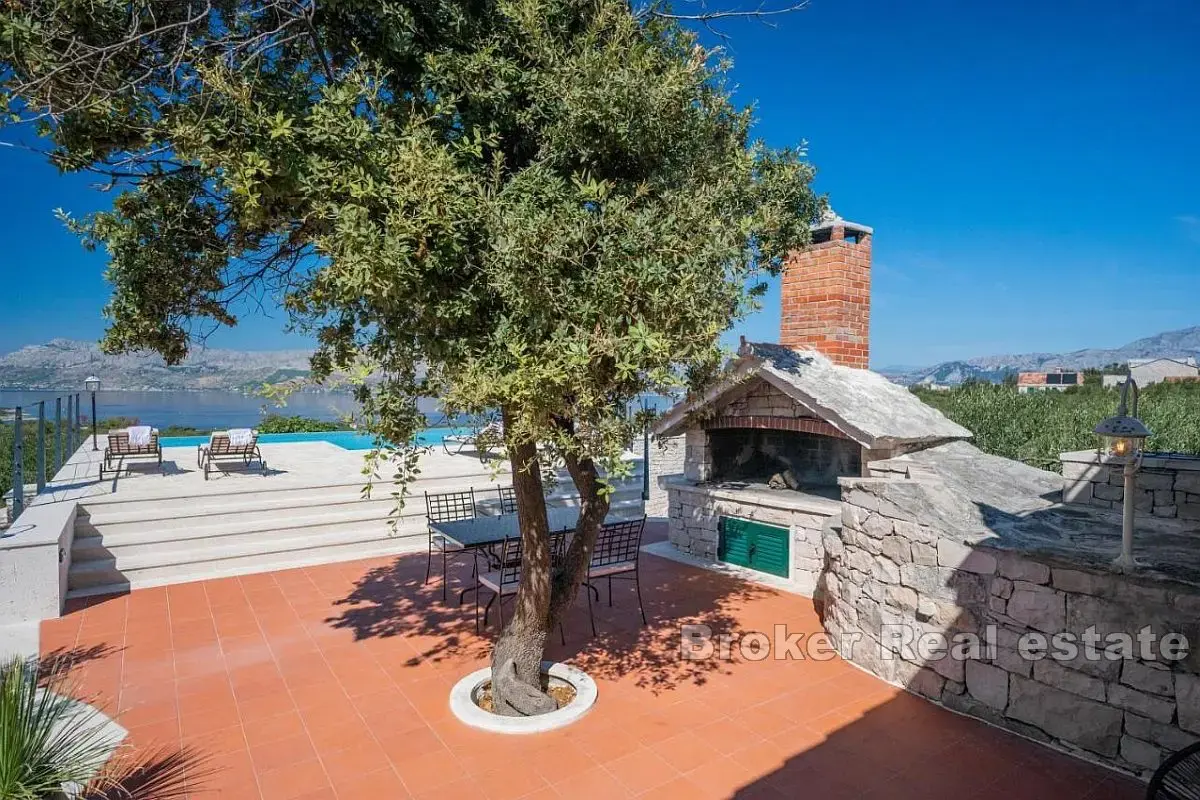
1, 0, 819, 713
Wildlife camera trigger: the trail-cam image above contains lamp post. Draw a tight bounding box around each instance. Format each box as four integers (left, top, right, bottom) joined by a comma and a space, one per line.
85, 376, 101, 450
1094, 376, 1151, 571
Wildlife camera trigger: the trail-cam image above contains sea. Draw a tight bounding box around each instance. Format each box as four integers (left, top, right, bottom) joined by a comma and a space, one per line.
0, 389, 369, 430
0, 389, 677, 430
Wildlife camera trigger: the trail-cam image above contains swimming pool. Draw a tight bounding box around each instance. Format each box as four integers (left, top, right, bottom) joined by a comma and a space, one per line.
159, 427, 457, 450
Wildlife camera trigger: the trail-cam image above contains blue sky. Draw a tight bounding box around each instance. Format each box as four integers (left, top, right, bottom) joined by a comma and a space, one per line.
1, 0, 1197, 369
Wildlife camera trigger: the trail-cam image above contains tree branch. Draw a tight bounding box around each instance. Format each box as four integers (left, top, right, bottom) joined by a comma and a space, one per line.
638, 0, 809, 22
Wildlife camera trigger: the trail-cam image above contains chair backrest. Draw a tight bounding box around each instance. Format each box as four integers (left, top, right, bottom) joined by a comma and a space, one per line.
590, 517, 646, 569
495, 536, 524, 587
478, 420, 503, 437
426, 489, 477, 523
497, 486, 517, 515
108, 431, 158, 453
209, 432, 258, 455
550, 530, 569, 571
495, 531, 568, 587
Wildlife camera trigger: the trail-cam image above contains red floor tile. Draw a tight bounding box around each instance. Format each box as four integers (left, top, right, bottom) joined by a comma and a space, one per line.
38, 525, 1137, 800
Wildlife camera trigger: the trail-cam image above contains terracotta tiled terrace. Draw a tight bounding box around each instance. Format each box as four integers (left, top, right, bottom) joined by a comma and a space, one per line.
41, 523, 1143, 800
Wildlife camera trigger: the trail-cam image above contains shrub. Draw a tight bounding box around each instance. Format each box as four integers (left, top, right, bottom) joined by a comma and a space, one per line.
915, 381, 1200, 472
0, 421, 67, 505
256, 414, 346, 434
0, 654, 203, 798
0, 656, 117, 798
159, 426, 211, 437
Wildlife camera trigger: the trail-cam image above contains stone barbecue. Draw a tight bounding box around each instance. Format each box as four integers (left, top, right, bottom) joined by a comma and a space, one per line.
653, 211, 970, 594
649, 210, 1200, 779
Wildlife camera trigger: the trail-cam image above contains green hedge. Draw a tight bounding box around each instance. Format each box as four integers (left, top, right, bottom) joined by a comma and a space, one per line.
914, 382, 1200, 472
0, 421, 68, 504
257, 414, 348, 434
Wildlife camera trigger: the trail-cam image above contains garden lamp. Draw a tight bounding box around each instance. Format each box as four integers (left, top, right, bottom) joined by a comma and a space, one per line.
84, 375, 101, 450
1094, 376, 1150, 570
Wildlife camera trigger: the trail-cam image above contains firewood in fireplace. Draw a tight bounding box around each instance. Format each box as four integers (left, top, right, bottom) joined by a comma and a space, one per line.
767, 469, 800, 490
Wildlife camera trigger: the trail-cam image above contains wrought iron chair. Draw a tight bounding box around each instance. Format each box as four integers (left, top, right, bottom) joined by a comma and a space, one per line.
1148, 741, 1200, 799
496, 485, 517, 515
475, 531, 567, 644
424, 488, 476, 602
583, 516, 648, 636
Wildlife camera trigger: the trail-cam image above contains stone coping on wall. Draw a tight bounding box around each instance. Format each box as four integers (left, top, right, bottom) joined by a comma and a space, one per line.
1062, 449, 1200, 472
848, 442, 1200, 590
661, 476, 842, 516
1060, 448, 1200, 521
839, 473, 1200, 591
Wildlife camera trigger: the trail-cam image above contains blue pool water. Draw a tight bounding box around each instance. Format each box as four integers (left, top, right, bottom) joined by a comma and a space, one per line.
159, 427, 457, 450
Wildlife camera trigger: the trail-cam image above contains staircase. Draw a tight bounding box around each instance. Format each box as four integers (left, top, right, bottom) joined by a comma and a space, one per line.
67, 466, 646, 597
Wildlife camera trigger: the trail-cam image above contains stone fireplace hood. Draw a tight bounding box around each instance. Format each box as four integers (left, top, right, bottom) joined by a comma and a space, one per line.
653, 342, 973, 450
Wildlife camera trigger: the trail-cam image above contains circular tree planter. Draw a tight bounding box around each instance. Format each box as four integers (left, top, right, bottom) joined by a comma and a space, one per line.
449, 661, 597, 734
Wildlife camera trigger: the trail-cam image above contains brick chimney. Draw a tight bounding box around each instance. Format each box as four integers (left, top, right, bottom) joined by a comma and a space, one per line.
779, 208, 872, 369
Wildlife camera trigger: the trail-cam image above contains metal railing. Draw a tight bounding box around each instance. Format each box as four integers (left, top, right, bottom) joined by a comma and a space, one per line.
4, 393, 83, 522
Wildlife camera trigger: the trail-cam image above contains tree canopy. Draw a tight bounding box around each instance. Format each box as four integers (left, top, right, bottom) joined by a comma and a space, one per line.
3, 0, 819, 473
2, 0, 820, 712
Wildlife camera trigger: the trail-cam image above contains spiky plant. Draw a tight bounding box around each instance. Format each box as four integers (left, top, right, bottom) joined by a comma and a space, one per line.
83, 746, 203, 800
0, 656, 119, 799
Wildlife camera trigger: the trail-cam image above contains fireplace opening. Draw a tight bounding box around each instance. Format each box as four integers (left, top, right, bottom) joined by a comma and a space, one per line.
708, 428, 861, 491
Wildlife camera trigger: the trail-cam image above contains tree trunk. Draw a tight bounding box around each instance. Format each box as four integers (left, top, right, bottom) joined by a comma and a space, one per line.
489, 407, 557, 716
487, 410, 612, 716
548, 448, 610, 624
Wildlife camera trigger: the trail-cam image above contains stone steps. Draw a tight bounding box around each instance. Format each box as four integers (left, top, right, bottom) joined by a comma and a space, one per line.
67, 467, 645, 597
67, 523, 429, 595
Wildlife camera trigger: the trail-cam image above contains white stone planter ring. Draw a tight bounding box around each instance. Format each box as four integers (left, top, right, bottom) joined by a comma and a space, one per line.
448, 661, 598, 734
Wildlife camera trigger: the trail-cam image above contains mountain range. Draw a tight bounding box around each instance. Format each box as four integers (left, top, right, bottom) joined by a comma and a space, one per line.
4, 326, 1199, 391
0, 339, 315, 391
879, 326, 1200, 386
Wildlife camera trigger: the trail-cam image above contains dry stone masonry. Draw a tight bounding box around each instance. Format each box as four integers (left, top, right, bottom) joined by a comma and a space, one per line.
645, 434, 685, 518
648, 208, 1200, 779
1062, 450, 1200, 520
823, 471, 1200, 777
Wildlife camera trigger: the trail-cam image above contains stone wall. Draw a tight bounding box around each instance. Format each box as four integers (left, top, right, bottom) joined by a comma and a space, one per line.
823, 475, 1200, 776
666, 480, 837, 595
683, 428, 712, 483
646, 434, 685, 518
721, 379, 817, 420
1062, 450, 1200, 521
0, 498, 76, 623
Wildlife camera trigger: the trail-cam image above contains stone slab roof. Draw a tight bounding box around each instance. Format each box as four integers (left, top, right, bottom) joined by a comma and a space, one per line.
863, 440, 1200, 587
653, 342, 972, 449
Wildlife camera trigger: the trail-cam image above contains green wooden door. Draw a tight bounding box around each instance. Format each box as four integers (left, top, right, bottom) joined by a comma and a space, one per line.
718, 517, 790, 578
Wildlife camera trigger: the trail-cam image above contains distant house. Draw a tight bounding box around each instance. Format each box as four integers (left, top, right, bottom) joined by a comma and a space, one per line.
1017, 370, 1080, 393
1127, 357, 1200, 387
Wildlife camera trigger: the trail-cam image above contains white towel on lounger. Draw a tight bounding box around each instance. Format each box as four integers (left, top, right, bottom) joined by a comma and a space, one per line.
228, 428, 254, 447
128, 426, 153, 447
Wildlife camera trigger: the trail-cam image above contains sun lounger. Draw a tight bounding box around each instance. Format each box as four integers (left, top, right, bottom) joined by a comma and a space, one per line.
442, 421, 504, 462
100, 428, 162, 478
198, 430, 265, 480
